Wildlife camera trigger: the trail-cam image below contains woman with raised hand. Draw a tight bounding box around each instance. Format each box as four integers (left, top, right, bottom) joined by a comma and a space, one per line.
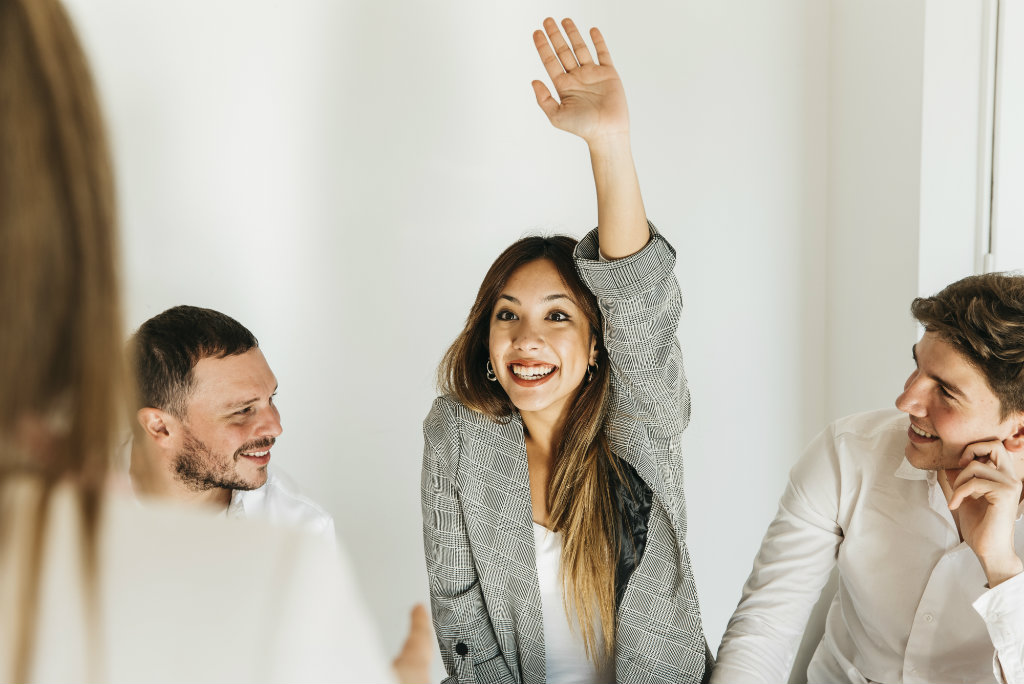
423, 18, 712, 684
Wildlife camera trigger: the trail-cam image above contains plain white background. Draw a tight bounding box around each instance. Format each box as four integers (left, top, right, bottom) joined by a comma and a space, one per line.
63, 1, 1019, 681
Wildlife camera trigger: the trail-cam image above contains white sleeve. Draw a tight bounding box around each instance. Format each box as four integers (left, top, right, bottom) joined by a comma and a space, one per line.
710, 425, 844, 684
973, 570, 1024, 684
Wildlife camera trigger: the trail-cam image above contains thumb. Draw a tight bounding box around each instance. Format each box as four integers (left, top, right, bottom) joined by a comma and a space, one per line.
532, 80, 559, 120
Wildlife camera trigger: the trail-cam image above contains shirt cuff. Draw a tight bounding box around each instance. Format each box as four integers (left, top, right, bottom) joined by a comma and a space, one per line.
973, 570, 1024, 683
574, 221, 677, 300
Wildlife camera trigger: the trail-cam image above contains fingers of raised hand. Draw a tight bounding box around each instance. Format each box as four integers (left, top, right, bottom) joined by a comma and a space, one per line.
590, 27, 614, 66
533, 28, 566, 81
562, 18, 595, 66
542, 17, 580, 72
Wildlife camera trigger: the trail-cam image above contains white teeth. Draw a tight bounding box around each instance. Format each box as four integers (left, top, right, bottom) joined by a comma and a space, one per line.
244, 450, 269, 457
910, 424, 936, 439
511, 364, 555, 380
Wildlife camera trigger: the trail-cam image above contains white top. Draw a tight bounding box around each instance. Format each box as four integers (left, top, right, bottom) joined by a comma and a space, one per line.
227, 467, 336, 546
0, 480, 393, 683
712, 408, 1024, 684
533, 522, 614, 684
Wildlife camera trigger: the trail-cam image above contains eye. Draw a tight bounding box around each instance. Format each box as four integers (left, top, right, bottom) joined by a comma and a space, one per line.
547, 311, 571, 322
939, 386, 955, 401
495, 310, 518, 321
236, 406, 254, 416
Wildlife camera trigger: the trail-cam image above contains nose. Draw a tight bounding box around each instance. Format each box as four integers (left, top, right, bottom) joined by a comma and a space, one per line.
259, 404, 283, 438
895, 371, 924, 415
512, 318, 544, 351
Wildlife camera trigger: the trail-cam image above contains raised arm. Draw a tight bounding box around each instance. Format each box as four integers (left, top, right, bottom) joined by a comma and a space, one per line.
532, 17, 648, 259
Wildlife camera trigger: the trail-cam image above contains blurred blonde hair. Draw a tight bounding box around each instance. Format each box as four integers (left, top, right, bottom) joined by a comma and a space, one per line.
0, 0, 123, 679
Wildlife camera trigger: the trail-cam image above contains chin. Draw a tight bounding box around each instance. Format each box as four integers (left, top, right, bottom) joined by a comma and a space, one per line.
904, 442, 956, 471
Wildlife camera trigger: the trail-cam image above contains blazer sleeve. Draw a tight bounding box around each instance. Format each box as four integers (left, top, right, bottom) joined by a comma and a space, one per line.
421, 397, 517, 684
574, 223, 690, 441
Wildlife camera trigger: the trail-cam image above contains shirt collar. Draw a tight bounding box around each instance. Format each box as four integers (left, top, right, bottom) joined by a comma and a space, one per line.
894, 456, 932, 481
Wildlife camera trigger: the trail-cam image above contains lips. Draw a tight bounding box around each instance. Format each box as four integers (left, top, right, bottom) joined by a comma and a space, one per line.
907, 422, 938, 443
237, 438, 275, 465
507, 360, 558, 387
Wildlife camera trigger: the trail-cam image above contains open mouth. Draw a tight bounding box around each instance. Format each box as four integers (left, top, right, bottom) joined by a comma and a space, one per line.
508, 362, 557, 386
908, 422, 938, 442
238, 439, 275, 464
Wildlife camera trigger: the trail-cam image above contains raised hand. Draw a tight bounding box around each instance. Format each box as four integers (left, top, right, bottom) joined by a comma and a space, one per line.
947, 440, 1024, 587
532, 18, 629, 145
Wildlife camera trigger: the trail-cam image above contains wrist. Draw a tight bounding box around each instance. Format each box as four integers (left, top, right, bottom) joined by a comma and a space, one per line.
586, 131, 632, 157
979, 552, 1024, 588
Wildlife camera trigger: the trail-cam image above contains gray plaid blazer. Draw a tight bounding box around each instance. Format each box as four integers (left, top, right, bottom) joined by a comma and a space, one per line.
422, 226, 708, 684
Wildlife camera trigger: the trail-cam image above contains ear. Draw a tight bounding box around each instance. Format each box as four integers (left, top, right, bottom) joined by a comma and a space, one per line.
136, 407, 177, 446
589, 337, 599, 367
1003, 415, 1024, 453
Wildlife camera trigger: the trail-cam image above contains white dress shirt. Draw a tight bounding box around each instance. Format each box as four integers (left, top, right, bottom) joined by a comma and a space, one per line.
227, 466, 337, 546
712, 409, 1024, 684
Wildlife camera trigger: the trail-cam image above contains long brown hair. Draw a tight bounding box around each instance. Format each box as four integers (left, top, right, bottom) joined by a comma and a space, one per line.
439, 236, 624, 663
0, 0, 123, 679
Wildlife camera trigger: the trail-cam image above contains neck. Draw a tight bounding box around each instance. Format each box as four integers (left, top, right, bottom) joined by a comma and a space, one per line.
129, 440, 232, 511
521, 406, 569, 457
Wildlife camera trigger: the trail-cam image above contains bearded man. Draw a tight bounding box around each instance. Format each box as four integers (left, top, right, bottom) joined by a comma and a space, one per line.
129, 305, 334, 541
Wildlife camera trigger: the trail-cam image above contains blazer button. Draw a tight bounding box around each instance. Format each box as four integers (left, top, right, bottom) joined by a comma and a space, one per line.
455, 642, 469, 657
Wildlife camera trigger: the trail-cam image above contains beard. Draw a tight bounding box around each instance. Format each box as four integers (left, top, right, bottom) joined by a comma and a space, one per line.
173, 429, 273, 492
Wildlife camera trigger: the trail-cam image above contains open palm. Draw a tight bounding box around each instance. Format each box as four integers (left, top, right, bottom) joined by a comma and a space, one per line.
532, 18, 630, 143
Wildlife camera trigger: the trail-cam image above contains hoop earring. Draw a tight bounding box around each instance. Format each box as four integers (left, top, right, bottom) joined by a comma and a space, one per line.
587, 360, 598, 383
486, 360, 497, 382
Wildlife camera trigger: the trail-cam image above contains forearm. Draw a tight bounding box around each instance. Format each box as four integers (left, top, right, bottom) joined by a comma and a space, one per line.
589, 134, 648, 259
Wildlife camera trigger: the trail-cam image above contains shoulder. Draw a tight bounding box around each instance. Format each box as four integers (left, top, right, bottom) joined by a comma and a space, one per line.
830, 408, 908, 462
424, 394, 510, 447
794, 409, 908, 488
235, 467, 335, 538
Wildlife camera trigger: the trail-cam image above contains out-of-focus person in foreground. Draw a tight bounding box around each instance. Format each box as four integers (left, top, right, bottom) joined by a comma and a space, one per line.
0, 0, 393, 681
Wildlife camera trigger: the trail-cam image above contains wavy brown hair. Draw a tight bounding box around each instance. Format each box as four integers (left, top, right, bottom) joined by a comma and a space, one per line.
439, 236, 624, 663
911, 272, 1024, 419
0, 0, 122, 679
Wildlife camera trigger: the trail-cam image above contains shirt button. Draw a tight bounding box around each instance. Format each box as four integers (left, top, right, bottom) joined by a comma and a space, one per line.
923, 614, 934, 623
455, 642, 469, 656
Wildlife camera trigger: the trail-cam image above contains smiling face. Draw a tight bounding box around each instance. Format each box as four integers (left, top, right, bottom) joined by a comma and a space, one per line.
895, 332, 1021, 470
488, 258, 597, 425
173, 348, 282, 491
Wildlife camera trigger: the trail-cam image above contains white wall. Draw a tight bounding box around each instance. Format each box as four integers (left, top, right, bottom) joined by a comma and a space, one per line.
62, 1, 988, 680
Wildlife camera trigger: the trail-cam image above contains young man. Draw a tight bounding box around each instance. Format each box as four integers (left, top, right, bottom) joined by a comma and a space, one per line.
713, 273, 1024, 684
129, 305, 335, 542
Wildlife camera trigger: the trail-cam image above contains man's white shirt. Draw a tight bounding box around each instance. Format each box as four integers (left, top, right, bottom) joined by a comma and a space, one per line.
712, 408, 1024, 684
227, 467, 337, 548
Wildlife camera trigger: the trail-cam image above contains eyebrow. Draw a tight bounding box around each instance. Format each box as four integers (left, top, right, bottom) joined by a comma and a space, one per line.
912, 345, 968, 400
497, 293, 573, 304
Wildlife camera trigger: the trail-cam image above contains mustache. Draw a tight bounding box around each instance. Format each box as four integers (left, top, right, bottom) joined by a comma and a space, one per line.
235, 437, 276, 456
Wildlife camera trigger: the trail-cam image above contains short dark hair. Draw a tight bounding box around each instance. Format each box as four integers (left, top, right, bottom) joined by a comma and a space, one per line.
129, 305, 258, 417
911, 272, 1024, 418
